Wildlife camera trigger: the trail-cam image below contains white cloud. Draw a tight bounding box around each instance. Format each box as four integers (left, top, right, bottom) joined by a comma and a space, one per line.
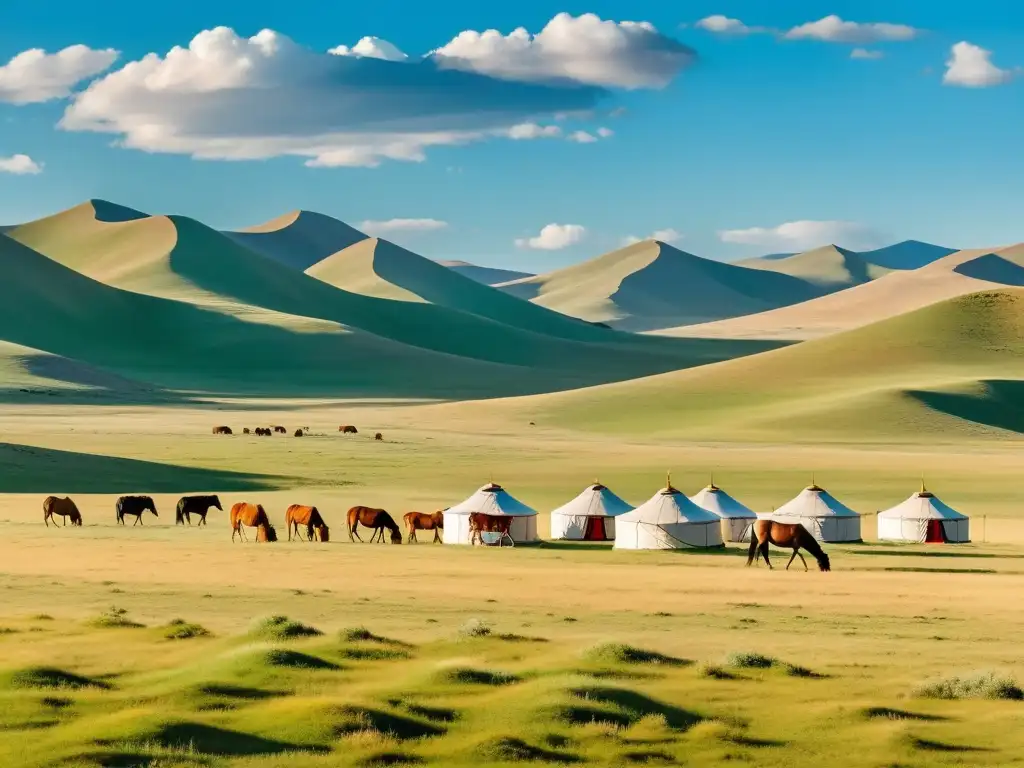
596, 127, 614, 138
59, 26, 607, 168
719, 220, 882, 250
943, 41, 1015, 88
515, 223, 586, 250
851, 48, 884, 60
567, 130, 598, 143
359, 218, 448, 235
329, 36, 408, 62
785, 15, 918, 44
431, 12, 695, 89
695, 16, 767, 35
622, 228, 682, 246
505, 122, 562, 139
0, 44, 119, 104
0, 153, 42, 174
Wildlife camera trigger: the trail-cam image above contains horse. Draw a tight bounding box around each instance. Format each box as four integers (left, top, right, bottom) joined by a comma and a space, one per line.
404, 511, 444, 543
374, 432, 383, 441
116, 496, 158, 526
273, 426, 287, 434
347, 506, 402, 544
212, 426, 232, 435
254, 427, 272, 437
285, 505, 329, 542
469, 512, 513, 546
747, 520, 831, 572
43, 496, 82, 527
243, 428, 251, 434
230, 502, 277, 542
175, 495, 222, 526
340, 425, 358, 435
294, 429, 304, 437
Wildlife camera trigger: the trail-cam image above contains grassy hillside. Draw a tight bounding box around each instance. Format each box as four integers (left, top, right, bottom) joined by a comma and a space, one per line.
664, 245, 1024, 341
224, 210, 368, 270
502, 290, 1024, 441
739, 245, 890, 290
496, 240, 820, 332
440, 260, 534, 285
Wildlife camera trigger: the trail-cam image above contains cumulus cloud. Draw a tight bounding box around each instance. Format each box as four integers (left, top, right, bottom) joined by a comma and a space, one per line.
329, 36, 408, 61
431, 12, 695, 89
359, 218, 448, 235
622, 228, 682, 246
0, 44, 118, 104
515, 223, 586, 250
505, 122, 562, 139
568, 130, 598, 143
943, 41, 1015, 87
785, 15, 918, 44
59, 26, 610, 168
851, 48, 884, 60
596, 127, 614, 137
719, 220, 882, 250
0, 153, 42, 174
695, 16, 768, 35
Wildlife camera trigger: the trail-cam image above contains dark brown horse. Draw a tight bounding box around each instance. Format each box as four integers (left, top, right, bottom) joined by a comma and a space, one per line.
374, 432, 383, 441
404, 511, 444, 543
747, 520, 830, 572
285, 504, 329, 542
176, 495, 221, 525
213, 426, 233, 435
273, 426, 287, 434
43, 496, 82, 527
347, 506, 402, 543
469, 513, 513, 546
230, 502, 277, 542
294, 429, 304, 437
340, 425, 358, 434
243, 428, 251, 434
116, 496, 158, 525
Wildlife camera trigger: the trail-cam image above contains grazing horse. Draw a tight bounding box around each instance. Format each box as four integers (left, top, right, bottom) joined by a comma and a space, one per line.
230, 502, 277, 542
212, 426, 232, 435
347, 506, 402, 544
285, 505, 329, 542
243, 428, 251, 434
374, 432, 383, 441
116, 496, 158, 526
340, 425, 358, 435
273, 426, 287, 434
294, 429, 304, 437
404, 511, 444, 543
43, 496, 82, 527
747, 520, 831, 572
254, 427, 272, 437
175, 495, 222, 526
469, 512, 513, 546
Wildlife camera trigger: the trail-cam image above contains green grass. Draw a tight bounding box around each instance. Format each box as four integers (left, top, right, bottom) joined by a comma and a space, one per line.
163, 619, 212, 640
249, 616, 323, 640
914, 672, 1024, 701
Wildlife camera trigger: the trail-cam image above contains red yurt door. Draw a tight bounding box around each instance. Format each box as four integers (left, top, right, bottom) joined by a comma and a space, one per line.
583, 517, 608, 541
925, 519, 946, 543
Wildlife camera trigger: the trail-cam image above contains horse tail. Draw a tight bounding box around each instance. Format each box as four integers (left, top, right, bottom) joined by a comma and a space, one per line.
115, 497, 124, 522
347, 508, 357, 541
746, 522, 759, 566
175, 497, 186, 525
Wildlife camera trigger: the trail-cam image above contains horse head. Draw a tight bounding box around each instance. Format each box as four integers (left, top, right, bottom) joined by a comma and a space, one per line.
817, 552, 831, 572
390, 530, 403, 544
212, 496, 223, 510
318, 525, 330, 542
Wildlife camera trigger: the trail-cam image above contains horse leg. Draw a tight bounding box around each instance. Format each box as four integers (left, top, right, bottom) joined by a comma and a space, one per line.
760, 542, 773, 570
433, 529, 440, 543
134, 515, 141, 526
746, 534, 758, 566
351, 526, 363, 543
797, 551, 809, 572
786, 550, 798, 571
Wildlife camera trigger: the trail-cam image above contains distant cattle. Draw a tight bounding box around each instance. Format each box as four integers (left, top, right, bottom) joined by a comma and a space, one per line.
374, 432, 383, 441
213, 426, 233, 435
340, 425, 358, 434
294, 429, 304, 437
274, 426, 287, 434
43, 496, 82, 527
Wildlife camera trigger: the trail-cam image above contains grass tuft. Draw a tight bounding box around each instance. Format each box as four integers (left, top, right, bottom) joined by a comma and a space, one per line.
914, 672, 1023, 701
698, 663, 738, 680
341, 647, 410, 662
359, 752, 425, 767
457, 618, 492, 639
725, 652, 777, 669
163, 619, 211, 640
262, 649, 340, 670
477, 736, 580, 764
6, 667, 110, 691
583, 643, 686, 667
88, 606, 144, 629
442, 667, 519, 686
250, 615, 322, 640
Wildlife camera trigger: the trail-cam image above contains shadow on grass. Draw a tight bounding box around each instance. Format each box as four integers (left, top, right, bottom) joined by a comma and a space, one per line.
569, 687, 702, 731
861, 706, 947, 722
910, 380, 1024, 436
0, 442, 285, 493
151, 722, 325, 756
335, 707, 445, 740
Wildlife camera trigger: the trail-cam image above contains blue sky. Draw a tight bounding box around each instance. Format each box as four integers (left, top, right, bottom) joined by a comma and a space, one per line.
0, 0, 1021, 270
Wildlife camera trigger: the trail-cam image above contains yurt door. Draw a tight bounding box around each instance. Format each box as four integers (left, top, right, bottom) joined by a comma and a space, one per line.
584, 517, 608, 541
925, 519, 946, 543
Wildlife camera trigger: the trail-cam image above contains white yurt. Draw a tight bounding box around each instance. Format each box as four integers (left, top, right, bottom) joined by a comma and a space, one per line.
550, 483, 634, 541
770, 484, 862, 543
443, 483, 539, 545
615, 479, 724, 550
877, 485, 969, 543
690, 483, 758, 543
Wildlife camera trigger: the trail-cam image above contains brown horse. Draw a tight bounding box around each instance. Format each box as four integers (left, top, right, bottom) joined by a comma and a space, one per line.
243, 428, 251, 434
747, 520, 830, 572
213, 426, 232, 435
340, 425, 358, 434
230, 502, 277, 543
404, 511, 444, 543
285, 505, 329, 542
43, 496, 82, 527
294, 429, 304, 437
374, 432, 383, 441
273, 426, 287, 434
469, 513, 513, 546
347, 506, 402, 543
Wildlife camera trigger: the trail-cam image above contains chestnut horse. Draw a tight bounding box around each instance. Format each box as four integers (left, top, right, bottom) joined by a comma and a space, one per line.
230, 502, 277, 543
340, 425, 358, 434
747, 519, 830, 572
213, 426, 232, 435
469, 513, 513, 546
43, 496, 82, 527
347, 506, 402, 544
285, 504, 329, 542
404, 511, 444, 543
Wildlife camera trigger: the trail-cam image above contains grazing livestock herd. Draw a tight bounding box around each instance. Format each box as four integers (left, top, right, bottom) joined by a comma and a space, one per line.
213, 425, 380, 440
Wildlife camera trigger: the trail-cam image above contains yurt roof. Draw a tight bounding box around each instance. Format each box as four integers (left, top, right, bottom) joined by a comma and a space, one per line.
878, 488, 967, 521
551, 483, 634, 518
445, 483, 537, 517
772, 485, 859, 520
618, 485, 720, 525
689, 484, 757, 520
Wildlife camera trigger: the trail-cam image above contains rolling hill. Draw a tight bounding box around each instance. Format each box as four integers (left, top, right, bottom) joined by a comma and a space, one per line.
857, 240, 958, 270
440, 260, 534, 285
738, 245, 890, 289
499, 288, 1024, 441
494, 239, 822, 332
662, 244, 1024, 341
224, 210, 368, 270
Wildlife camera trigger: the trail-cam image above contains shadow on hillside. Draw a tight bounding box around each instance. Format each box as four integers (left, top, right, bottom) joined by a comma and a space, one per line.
954, 254, 1024, 286
910, 380, 1024, 435
0, 443, 284, 493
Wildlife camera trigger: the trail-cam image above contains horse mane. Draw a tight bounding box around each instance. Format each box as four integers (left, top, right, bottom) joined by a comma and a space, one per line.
797, 525, 831, 571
